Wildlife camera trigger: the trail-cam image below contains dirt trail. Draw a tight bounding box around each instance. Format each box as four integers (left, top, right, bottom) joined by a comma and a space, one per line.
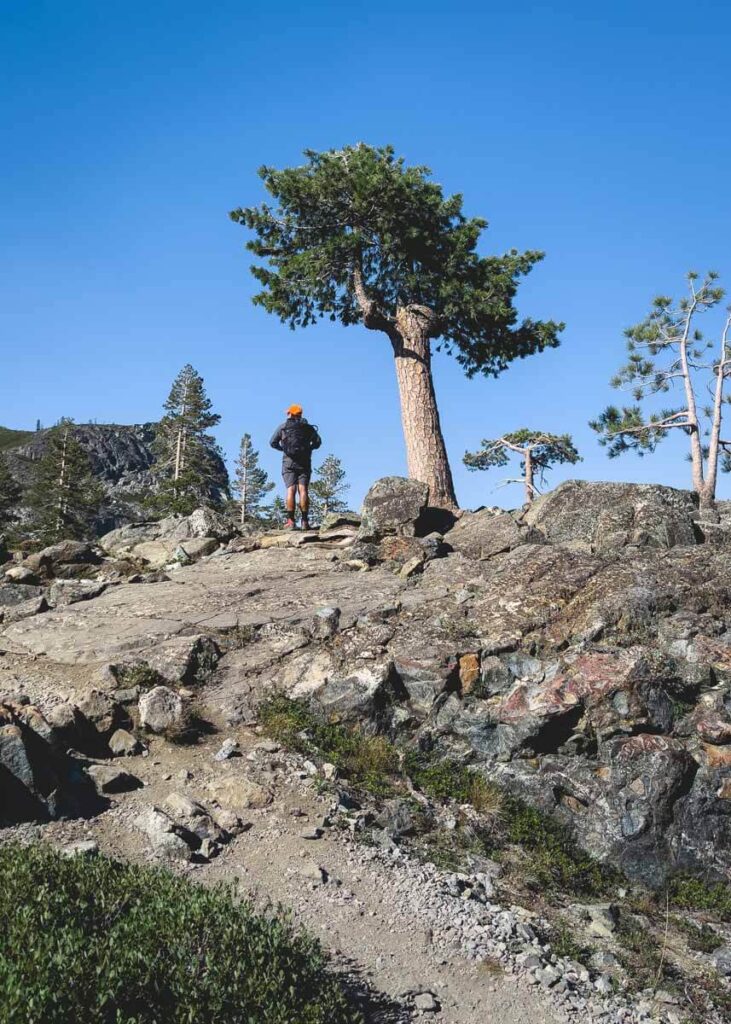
6, 723, 568, 1024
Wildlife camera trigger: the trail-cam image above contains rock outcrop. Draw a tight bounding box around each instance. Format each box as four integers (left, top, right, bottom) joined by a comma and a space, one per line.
3, 422, 229, 533
1, 476, 730, 890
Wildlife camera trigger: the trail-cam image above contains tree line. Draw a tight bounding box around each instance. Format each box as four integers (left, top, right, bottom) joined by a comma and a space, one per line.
0, 363, 350, 546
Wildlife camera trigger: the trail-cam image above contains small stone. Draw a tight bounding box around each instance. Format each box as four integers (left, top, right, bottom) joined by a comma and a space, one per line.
413, 991, 439, 1012
399, 555, 425, 579
109, 728, 142, 757
301, 861, 328, 885
594, 973, 613, 995
213, 737, 240, 761
254, 739, 280, 754
198, 837, 220, 860
61, 839, 99, 858
138, 686, 185, 734
537, 966, 560, 988
86, 763, 142, 794
300, 827, 323, 840
311, 606, 341, 639
321, 762, 338, 780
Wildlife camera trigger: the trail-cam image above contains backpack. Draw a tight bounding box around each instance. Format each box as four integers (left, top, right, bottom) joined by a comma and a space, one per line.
281, 419, 317, 462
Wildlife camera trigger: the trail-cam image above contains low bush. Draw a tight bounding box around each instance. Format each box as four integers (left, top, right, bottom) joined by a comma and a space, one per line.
669, 874, 731, 922
0, 842, 361, 1024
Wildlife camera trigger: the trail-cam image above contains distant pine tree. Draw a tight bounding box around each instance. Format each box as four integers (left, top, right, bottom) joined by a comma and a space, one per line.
26, 419, 103, 544
150, 364, 224, 516
310, 454, 350, 523
266, 495, 287, 528
0, 453, 21, 533
234, 434, 274, 525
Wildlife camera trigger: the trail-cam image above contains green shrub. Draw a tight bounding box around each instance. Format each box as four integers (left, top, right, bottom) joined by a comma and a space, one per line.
500, 796, 615, 897
669, 875, 731, 922
259, 696, 398, 795
114, 662, 163, 690
677, 918, 723, 954
0, 843, 361, 1024
402, 752, 502, 816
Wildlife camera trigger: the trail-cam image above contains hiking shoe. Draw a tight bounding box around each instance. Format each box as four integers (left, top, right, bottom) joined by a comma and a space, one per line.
300, 517, 311, 531
284, 518, 296, 530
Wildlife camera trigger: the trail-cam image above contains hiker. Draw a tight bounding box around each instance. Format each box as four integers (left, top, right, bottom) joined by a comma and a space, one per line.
270, 404, 322, 530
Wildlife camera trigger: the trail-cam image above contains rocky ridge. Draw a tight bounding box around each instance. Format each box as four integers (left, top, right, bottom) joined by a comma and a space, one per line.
2, 422, 230, 533
1, 476, 731, 1022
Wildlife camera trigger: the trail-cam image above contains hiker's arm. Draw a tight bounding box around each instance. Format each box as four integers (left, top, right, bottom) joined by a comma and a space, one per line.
270, 426, 283, 451
311, 427, 322, 450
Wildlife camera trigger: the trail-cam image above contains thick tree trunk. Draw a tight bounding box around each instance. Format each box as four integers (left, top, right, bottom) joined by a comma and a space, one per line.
393, 306, 458, 508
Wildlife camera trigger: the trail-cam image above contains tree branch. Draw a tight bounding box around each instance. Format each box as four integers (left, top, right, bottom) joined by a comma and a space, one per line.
351, 256, 397, 340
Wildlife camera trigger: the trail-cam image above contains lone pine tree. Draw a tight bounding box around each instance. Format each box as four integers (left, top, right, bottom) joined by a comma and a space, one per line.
231, 144, 563, 508
464, 429, 581, 504
26, 419, 103, 544
591, 272, 731, 509
151, 364, 223, 516
234, 433, 274, 524
310, 454, 350, 521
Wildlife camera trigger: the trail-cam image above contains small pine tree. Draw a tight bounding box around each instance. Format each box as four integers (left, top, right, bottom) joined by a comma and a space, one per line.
150, 364, 224, 516
0, 453, 22, 533
266, 495, 287, 528
26, 419, 104, 544
309, 455, 350, 523
234, 434, 274, 524
464, 429, 581, 504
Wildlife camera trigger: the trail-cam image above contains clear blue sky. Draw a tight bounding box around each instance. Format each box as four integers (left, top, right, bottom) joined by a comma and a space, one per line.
2, 0, 730, 508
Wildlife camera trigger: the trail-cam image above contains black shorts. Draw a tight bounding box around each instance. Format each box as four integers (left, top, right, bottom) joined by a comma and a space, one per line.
282, 462, 311, 487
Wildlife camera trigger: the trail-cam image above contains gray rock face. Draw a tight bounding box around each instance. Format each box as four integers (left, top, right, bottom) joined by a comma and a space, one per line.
522, 479, 699, 550
0, 584, 45, 608
0, 702, 96, 823
447, 510, 539, 560
358, 476, 429, 541
4, 422, 229, 534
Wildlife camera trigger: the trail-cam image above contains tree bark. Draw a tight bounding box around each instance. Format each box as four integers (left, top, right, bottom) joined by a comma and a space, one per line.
392, 305, 458, 508
701, 315, 731, 511
524, 447, 535, 505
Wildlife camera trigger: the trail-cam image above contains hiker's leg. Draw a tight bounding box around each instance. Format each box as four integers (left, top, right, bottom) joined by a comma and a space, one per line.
285, 485, 297, 516
297, 481, 309, 515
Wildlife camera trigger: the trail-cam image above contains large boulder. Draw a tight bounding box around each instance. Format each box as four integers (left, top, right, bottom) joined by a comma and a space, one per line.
24, 540, 101, 576
358, 477, 429, 542
120, 635, 220, 686
0, 583, 45, 608
446, 510, 539, 560
100, 508, 234, 561
522, 480, 699, 550
0, 702, 99, 823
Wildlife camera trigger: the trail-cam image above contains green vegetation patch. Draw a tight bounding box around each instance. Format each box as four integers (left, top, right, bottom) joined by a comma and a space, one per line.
0, 842, 361, 1024
676, 918, 724, 954
0, 427, 34, 452
260, 695, 398, 796
259, 696, 613, 898
669, 874, 731, 922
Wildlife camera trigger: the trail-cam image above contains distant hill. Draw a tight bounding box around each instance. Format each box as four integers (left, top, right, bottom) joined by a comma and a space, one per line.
1, 422, 230, 534
0, 427, 35, 452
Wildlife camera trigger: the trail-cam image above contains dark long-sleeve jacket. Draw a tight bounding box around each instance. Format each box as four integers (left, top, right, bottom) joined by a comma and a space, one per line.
269, 418, 322, 470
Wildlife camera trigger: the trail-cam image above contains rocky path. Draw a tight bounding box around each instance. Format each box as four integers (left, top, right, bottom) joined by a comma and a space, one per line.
5, 723, 569, 1024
